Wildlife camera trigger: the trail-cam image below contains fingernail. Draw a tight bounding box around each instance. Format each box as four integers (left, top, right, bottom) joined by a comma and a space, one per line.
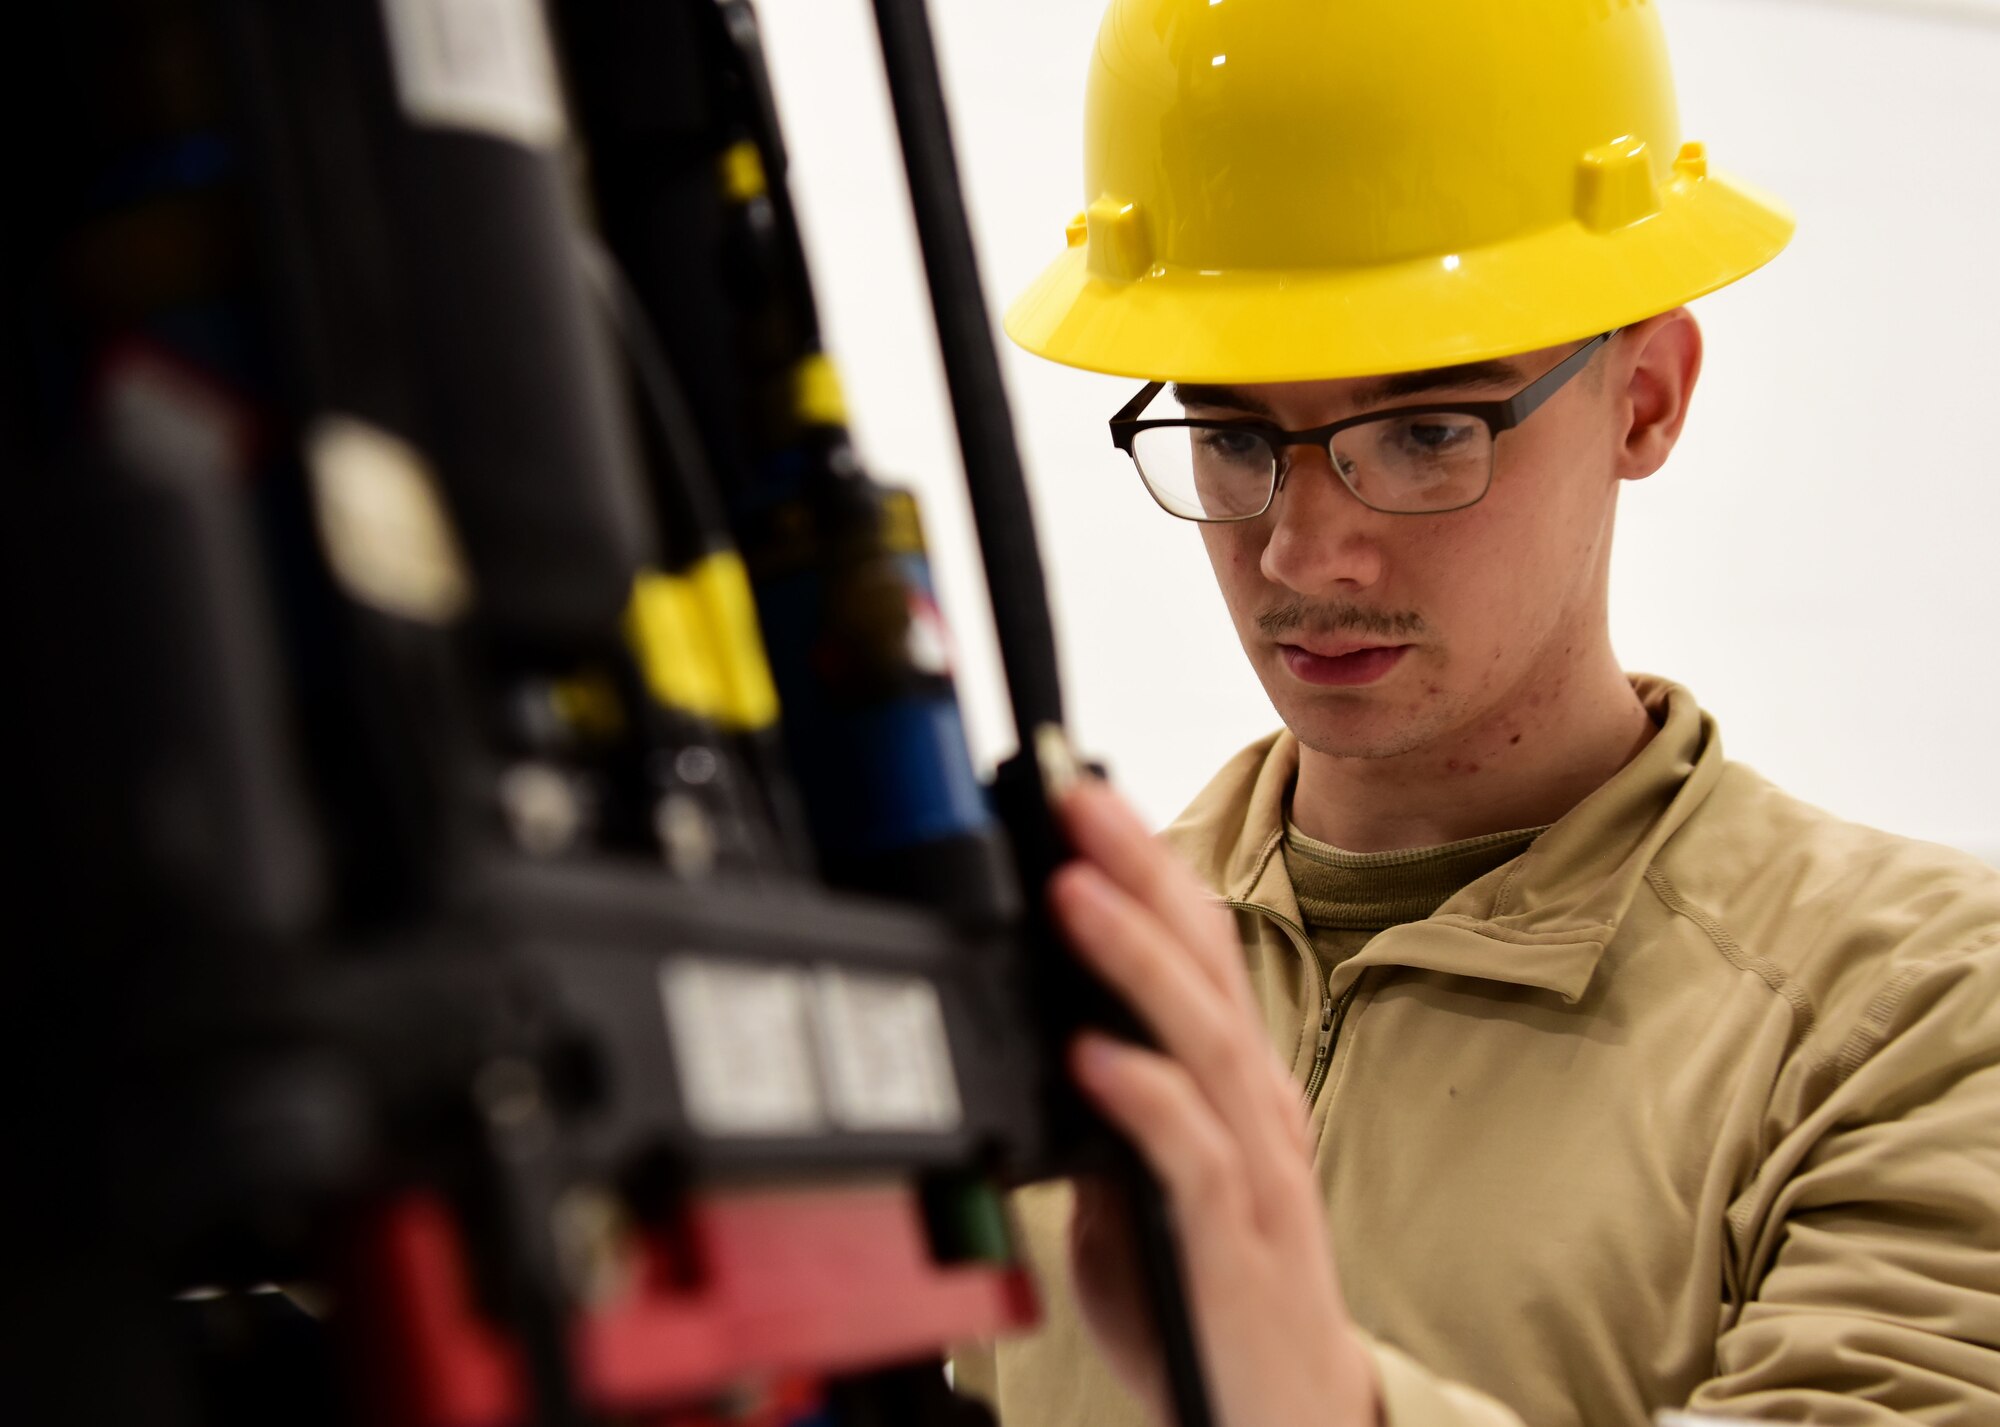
1052, 861, 1108, 915
1036, 723, 1082, 803
1073, 1032, 1118, 1078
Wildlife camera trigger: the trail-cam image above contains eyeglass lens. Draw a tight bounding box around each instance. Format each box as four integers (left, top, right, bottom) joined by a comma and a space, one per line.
1131, 414, 1495, 520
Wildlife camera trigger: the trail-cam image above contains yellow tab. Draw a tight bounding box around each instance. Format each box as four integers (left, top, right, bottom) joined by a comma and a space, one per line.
1084, 194, 1152, 283
792, 353, 848, 429
690, 552, 782, 731
720, 140, 768, 203
1575, 136, 1661, 234
550, 673, 626, 739
877, 488, 926, 557
626, 572, 727, 721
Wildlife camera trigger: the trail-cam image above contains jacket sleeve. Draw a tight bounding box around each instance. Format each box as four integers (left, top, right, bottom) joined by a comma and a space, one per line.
950, 1339, 999, 1413
953, 1302, 1525, 1427
946, 1182, 1154, 1427
1360, 1335, 1527, 1427
956, 1320, 1525, 1427
1686, 939, 2000, 1420
951, 1185, 1524, 1427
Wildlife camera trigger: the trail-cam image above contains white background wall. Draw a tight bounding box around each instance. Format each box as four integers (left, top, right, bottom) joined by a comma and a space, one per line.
752, 0, 2000, 855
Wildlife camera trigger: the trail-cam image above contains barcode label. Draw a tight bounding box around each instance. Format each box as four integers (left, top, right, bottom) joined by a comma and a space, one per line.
378, 0, 565, 148
660, 958, 825, 1138
814, 969, 963, 1133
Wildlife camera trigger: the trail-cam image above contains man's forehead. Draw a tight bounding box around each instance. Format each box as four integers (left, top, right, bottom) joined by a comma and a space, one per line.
1172, 357, 1528, 417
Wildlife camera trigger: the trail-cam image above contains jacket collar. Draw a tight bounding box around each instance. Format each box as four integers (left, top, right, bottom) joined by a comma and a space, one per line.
1161, 677, 1723, 1004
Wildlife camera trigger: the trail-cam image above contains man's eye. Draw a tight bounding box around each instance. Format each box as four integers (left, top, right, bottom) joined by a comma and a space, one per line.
1400, 418, 1475, 453
1195, 429, 1267, 462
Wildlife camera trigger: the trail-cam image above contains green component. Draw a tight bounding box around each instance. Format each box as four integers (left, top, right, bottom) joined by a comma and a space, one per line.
924, 1176, 1016, 1267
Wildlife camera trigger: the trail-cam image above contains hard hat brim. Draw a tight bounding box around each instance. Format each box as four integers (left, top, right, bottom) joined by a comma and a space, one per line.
1004, 170, 1794, 384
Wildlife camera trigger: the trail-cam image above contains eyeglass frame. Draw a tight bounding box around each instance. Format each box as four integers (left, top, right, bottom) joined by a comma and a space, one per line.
1106, 330, 1617, 522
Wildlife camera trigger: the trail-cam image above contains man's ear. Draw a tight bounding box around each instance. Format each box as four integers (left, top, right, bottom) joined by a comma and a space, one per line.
1613, 308, 1703, 483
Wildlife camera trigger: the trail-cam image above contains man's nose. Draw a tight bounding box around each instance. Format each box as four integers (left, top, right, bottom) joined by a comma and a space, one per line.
1257, 444, 1386, 595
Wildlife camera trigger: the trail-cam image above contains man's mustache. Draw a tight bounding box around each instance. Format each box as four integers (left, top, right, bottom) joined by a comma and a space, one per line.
1255, 599, 1427, 641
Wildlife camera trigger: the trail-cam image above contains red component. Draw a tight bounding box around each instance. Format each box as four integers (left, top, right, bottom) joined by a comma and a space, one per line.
349, 1185, 1038, 1427
643, 1374, 822, 1427
92, 337, 266, 483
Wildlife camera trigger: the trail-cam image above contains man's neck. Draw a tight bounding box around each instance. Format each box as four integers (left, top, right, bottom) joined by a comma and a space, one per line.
1287, 655, 1657, 853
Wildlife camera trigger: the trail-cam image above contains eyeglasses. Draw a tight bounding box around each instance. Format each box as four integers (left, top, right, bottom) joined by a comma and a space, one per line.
1107, 332, 1614, 522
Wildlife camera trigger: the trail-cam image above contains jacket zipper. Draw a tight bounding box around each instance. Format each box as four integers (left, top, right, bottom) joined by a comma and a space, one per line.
1225, 898, 1357, 1109
1302, 979, 1360, 1107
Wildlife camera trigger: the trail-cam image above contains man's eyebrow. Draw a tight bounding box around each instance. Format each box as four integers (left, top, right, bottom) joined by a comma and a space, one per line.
1349, 360, 1525, 406
1170, 383, 1276, 418
1172, 361, 1525, 421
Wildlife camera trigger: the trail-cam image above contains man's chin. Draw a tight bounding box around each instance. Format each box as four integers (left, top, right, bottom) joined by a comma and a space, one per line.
1289, 724, 1443, 763
1267, 686, 1461, 764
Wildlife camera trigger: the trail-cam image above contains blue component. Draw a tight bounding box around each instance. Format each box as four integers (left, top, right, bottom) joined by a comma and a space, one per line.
895, 549, 936, 597
145, 304, 276, 396
812, 696, 991, 856
87, 132, 238, 212
755, 562, 996, 861
770, 667, 995, 858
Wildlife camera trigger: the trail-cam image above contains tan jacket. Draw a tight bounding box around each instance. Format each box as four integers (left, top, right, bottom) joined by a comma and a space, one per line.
957, 678, 2000, 1425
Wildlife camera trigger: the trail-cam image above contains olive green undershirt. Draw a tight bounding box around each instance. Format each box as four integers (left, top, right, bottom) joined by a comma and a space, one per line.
1282, 819, 1549, 967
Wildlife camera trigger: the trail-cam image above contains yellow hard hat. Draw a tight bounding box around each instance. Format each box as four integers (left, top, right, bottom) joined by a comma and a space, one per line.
1005, 0, 1794, 383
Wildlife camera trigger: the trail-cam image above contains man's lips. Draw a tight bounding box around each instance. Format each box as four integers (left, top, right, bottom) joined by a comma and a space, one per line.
1278, 641, 1411, 688
1285, 636, 1403, 660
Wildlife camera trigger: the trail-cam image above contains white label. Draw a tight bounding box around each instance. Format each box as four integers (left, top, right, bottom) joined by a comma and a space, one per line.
660, 958, 825, 1138
379, 0, 566, 148
814, 969, 963, 1133
307, 415, 473, 625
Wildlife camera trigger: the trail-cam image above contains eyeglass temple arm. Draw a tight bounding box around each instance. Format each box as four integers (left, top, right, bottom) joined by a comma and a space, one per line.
1110, 381, 1167, 434
1494, 329, 1616, 431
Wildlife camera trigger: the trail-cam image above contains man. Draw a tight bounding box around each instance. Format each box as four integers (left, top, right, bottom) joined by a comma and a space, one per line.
952, 1, 2000, 1424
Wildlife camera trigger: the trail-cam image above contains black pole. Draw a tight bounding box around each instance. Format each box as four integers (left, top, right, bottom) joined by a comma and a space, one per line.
864, 4, 1217, 1426
865, 0, 1065, 741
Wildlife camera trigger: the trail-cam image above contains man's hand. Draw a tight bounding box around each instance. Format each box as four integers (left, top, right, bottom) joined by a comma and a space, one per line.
1049, 777, 1381, 1427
